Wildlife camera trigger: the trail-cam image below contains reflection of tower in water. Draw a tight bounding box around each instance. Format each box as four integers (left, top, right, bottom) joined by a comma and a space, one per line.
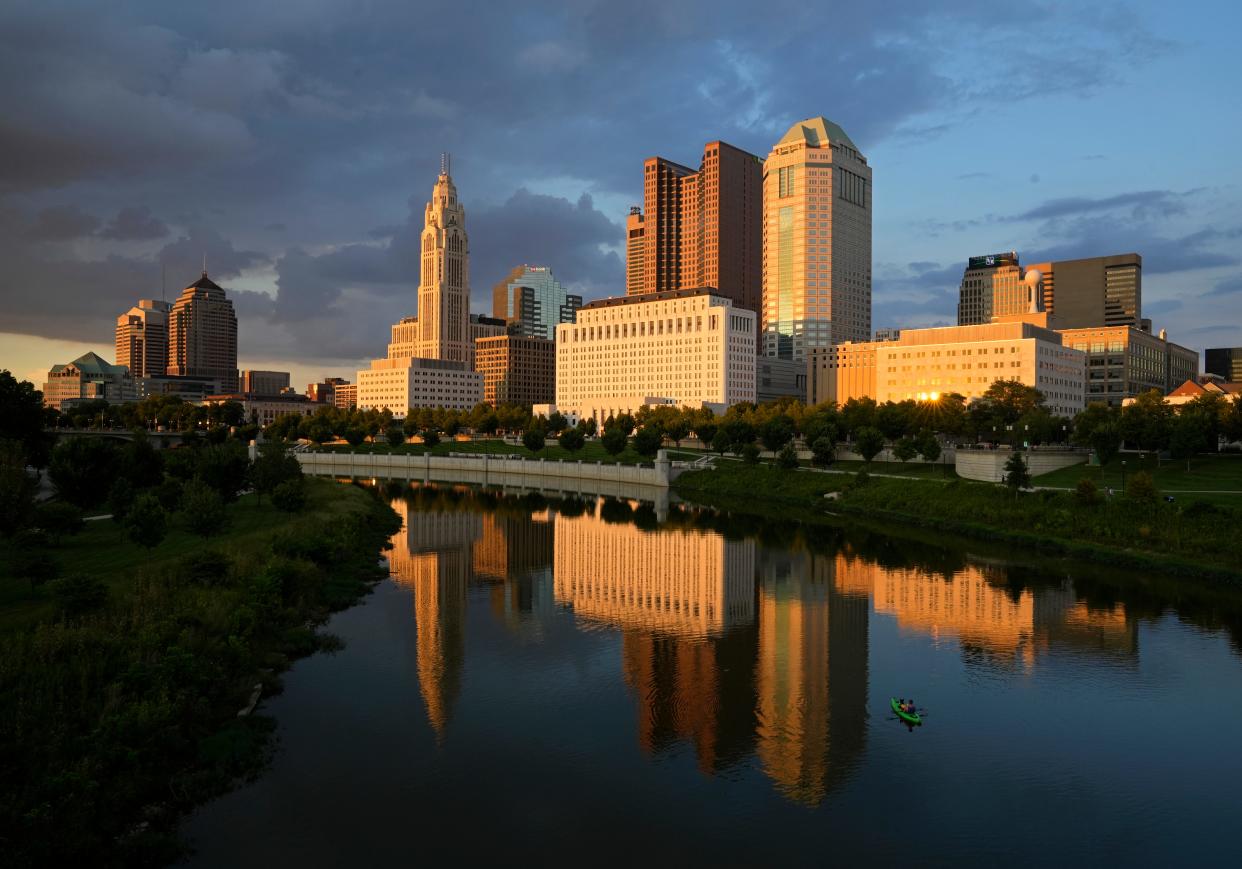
388, 498, 479, 739
754, 548, 869, 806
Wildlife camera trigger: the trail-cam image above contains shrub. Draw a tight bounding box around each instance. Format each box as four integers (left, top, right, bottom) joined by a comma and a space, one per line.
741, 443, 761, 465
811, 436, 836, 467
182, 549, 233, 587
1074, 477, 1101, 506
420, 430, 440, 449
48, 437, 120, 508
1126, 471, 1157, 504
272, 478, 307, 512
108, 477, 135, 523
343, 428, 366, 447
11, 548, 60, 592
853, 427, 885, 463
776, 442, 799, 469
34, 501, 84, 543
155, 475, 184, 511
52, 574, 108, 618
182, 478, 227, 537
558, 428, 586, 453
633, 426, 663, 459
1003, 451, 1030, 494
847, 470, 871, 491
522, 428, 546, 454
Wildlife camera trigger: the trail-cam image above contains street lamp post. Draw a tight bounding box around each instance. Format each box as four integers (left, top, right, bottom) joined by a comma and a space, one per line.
1121, 459, 1127, 490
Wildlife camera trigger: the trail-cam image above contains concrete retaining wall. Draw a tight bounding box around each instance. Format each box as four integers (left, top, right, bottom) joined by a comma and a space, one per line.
296, 449, 675, 497
955, 448, 1087, 483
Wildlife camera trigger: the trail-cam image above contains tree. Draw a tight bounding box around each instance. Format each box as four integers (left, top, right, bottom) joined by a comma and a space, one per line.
1126, 471, 1157, 504
34, 502, 84, 544
811, 436, 836, 467
1089, 423, 1123, 468
1003, 451, 1030, 495
663, 415, 690, 447
979, 380, 1045, 425
740, 443, 761, 464
0, 370, 55, 468
252, 441, 301, 504
578, 417, 598, 437
272, 478, 307, 512
876, 402, 912, 441
547, 412, 568, 434
711, 428, 731, 455
1169, 412, 1211, 471
760, 415, 795, 454
633, 426, 663, 458
118, 432, 163, 489
776, 442, 799, 470
48, 437, 120, 508
52, 574, 108, 619
0, 439, 36, 537
601, 427, 628, 456
607, 414, 636, 437
265, 413, 304, 442
853, 427, 885, 464
386, 425, 405, 447
917, 432, 941, 464
125, 493, 167, 549
695, 420, 718, 449
181, 479, 227, 538
12, 547, 60, 593
839, 397, 877, 439
721, 417, 756, 450
523, 428, 546, 454
344, 427, 366, 447
1223, 396, 1242, 444
195, 441, 250, 502
1075, 477, 1101, 506
421, 429, 441, 449
892, 437, 917, 463
1120, 390, 1173, 452
558, 428, 586, 453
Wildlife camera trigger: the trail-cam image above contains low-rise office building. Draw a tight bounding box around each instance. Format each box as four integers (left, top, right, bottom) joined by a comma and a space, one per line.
1058, 325, 1197, 407
475, 334, 555, 407
1206, 347, 1242, 383
240, 370, 291, 395
334, 383, 357, 410
555, 287, 756, 424
137, 374, 223, 402
306, 376, 350, 405
357, 357, 483, 416
43, 351, 139, 410
204, 392, 325, 427
757, 357, 808, 404
809, 321, 1087, 418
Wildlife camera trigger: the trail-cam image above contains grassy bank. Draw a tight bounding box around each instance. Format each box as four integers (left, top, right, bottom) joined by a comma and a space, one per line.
312, 438, 705, 465
1033, 453, 1242, 506
0, 478, 400, 867
673, 463, 1242, 582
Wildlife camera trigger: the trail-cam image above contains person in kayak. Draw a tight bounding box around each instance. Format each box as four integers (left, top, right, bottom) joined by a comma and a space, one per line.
902, 699, 916, 714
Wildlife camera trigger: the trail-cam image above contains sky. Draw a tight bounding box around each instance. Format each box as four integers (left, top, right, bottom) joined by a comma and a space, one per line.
2, 0, 1240, 390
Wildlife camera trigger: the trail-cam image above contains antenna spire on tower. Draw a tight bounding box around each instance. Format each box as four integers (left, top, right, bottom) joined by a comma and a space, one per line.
441, 152, 450, 176
202, 251, 207, 276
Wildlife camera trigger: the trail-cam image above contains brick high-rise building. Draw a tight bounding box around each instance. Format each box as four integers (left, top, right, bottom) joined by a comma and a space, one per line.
115, 299, 170, 378
762, 117, 872, 360
474, 334, 555, 407
627, 141, 762, 312
166, 272, 239, 393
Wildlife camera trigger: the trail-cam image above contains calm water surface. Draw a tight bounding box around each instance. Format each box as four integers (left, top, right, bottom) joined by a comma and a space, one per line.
183, 484, 1242, 867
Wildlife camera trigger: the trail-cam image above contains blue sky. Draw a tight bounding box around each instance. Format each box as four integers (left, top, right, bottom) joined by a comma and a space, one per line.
1, 0, 1238, 388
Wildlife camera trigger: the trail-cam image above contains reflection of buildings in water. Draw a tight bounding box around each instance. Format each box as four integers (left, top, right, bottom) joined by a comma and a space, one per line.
754, 549, 868, 806
472, 510, 554, 583
838, 553, 1137, 666
488, 567, 556, 639
552, 503, 755, 637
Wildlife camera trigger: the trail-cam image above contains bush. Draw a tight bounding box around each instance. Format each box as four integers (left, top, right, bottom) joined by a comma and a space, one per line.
853, 427, 885, 463
272, 478, 307, 512
847, 470, 871, 491
52, 574, 108, 618
385, 426, 404, 447
522, 428, 546, 454
420, 429, 440, 449
155, 475, 184, 511
1074, 477, 1101, 506
344, 428, 366, 447
182, 549, 233, 587
711, 428, 732, 455
776, 442, 799, 469
741, 443, 761, 465
48, 437, 120, 508
11, 547, 60, 592
182, 478, 228, 537
34, 501, 84, 543
1126, 471, 1157, 504
1003, 451, 1030, 493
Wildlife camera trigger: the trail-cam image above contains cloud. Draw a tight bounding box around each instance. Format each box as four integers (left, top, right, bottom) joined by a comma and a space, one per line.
99, 206, 169, 241
1204, 274, 1242, 296
25, 205, 99, 240
1144, 298, 1183, 315
1010, 189, 1198, 223
516, 41, 587, 73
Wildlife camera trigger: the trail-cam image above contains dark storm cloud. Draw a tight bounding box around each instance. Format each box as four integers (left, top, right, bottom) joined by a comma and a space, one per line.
1204, 274, 1242, 296
99, 206, 169, 241
25, 205, 99, 240
0, 0, 1188, 367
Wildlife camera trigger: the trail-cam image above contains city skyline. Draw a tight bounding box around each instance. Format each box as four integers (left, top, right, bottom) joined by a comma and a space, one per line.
2, 2, 1240, 389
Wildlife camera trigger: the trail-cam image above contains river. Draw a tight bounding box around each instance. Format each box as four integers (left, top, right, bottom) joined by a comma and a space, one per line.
182, 483, 1242, 867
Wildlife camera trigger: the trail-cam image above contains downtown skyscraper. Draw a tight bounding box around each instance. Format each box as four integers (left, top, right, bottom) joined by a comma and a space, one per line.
762, 117, 872, 360
416, 155, 471, 364
166, 271, 239, 392
626, 140, 762, 313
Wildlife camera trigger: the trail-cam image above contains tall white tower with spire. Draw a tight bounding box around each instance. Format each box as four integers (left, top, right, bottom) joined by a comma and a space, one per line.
416, 153, 471, 363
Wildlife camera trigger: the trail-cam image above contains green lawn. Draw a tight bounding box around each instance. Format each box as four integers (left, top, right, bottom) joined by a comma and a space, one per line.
1032, 454, 1242, 505
0, 478, 370, 631
314, 438, 705, 465
830, 459, 958, 480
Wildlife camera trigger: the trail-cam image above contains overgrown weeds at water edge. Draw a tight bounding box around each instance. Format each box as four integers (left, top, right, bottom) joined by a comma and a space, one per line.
673, 464, 1242, 581
0, 480, 400, 867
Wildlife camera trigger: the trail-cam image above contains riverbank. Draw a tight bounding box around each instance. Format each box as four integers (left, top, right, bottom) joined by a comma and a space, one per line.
0, 478, 401, 867
673, 463, 1242, 583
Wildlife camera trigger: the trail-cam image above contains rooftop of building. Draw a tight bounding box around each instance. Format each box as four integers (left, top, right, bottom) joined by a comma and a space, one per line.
578, 287, 732, 311
1168, 379, 1242, 398
49, 351, 127, 377
775, 116, 858, 151
204, 392, 326, 403
185, 271, 223, 291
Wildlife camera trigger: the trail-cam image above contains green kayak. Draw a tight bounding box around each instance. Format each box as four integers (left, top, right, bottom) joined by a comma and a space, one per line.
891, 697, 922, 726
